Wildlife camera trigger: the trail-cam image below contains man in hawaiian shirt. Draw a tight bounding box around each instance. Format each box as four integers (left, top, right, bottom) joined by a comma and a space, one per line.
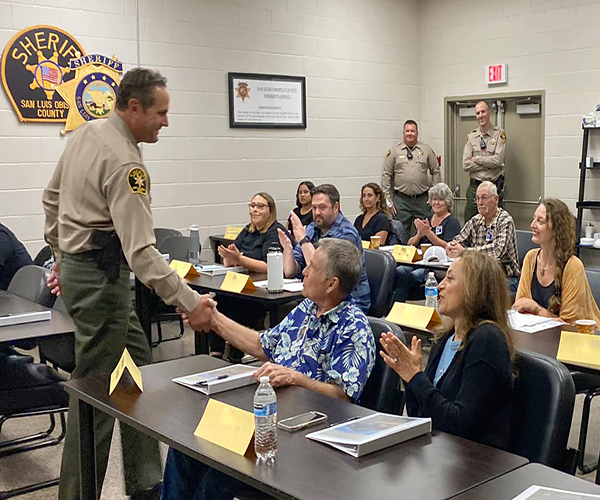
161, 238, 375, 500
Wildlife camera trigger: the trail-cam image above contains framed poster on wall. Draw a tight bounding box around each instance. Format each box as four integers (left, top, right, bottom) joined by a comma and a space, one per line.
228, 72, 306, 129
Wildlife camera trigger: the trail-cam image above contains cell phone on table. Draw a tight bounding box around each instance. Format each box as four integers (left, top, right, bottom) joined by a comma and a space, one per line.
277, 411, 327, 432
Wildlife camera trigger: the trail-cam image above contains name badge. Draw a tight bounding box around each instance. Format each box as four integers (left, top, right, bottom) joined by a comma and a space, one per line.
435, 225, 443, 235
486, 229, 493, 242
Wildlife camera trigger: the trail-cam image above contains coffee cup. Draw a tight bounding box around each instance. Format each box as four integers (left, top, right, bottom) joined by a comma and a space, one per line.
370, 236, 381, 250
576, 319, 596, 334
420, 243, 432, 254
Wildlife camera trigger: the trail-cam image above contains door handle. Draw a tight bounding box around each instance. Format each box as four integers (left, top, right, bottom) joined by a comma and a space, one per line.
454, 184, 461, 198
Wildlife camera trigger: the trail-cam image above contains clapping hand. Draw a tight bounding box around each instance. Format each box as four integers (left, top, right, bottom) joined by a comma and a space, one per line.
288, 211, 306, 241
414, 218, 431, 237
380, 333, 422, 383
218, 244, 243, 267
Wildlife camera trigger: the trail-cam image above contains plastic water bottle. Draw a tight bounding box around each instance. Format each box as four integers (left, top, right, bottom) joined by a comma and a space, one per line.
267, 246, 284, 293
425, 272, 438, 309
254, 376, 277, 460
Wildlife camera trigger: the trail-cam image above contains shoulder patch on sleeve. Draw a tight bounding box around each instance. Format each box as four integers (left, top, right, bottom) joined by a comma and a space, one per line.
386, 149, 391, 157
500, 131, 506, 142
127, 167, 148, 195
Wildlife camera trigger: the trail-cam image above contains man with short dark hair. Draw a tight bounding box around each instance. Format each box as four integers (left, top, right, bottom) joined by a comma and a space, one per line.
164, 239, 376, 500
279, 183, 371, 313
463, 101, 507, 222
382, 119, 440, 235
0, 222, 33, 290
43, 67, 215, 500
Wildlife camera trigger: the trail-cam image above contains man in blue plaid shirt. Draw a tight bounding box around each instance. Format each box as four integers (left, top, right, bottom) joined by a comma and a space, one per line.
279, 183, 371, 313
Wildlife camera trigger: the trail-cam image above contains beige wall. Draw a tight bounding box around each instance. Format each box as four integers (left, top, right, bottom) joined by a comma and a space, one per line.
0, 0, 421, 258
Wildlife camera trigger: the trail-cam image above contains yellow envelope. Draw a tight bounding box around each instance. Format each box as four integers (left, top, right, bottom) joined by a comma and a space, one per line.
557, 331, 600, 371
220, 271, 256, 293
386, 302, 442, 331
194, 399, 255, 456
224, 226, 243, 240
170, 259, 200, 278
109, 348, 143, 395
361, 240, 370, 249
392, 245, 421, 263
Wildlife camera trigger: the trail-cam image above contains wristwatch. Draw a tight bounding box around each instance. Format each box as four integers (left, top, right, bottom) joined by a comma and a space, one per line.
535, 304, 542, 314
299, 235, 311, 246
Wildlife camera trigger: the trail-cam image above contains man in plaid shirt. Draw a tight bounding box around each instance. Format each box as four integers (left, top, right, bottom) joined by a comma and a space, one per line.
448, 181, 520, 292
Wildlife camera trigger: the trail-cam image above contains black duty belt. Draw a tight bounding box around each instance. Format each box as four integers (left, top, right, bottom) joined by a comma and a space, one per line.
396, 190, 428, 200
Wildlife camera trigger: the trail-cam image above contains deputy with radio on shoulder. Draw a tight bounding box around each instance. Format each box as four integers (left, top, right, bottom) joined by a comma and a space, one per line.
463, 100, 507, 222
381, 119, 440, 236
42, 68, 215, 500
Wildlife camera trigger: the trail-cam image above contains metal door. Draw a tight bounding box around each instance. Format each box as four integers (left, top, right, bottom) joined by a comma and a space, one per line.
445, 93, 544, 229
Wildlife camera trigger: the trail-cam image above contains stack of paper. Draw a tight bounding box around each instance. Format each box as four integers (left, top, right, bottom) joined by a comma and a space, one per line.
252, 278, 304, 292
0, 311, 51, 327
306, 413, 431, 458
173, 364, 258, 395
512, 485, 600, 499
507, 310, 565, 333
194, 264, 245, 276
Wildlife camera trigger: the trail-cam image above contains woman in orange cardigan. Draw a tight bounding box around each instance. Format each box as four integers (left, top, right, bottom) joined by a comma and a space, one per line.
513, 198, 600, 324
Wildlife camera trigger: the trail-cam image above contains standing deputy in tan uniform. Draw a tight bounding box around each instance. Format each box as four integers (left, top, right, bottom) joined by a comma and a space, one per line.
381, 119, 440, 236
43, 68, 215, 500
463, 100, 507, 222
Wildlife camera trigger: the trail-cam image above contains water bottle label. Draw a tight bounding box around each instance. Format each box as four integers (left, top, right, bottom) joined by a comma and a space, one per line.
254, 402, 277, 417
425, 287, 438, 297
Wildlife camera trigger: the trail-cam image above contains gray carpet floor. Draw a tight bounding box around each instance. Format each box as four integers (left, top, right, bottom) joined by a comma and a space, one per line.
1, 322, 599, 499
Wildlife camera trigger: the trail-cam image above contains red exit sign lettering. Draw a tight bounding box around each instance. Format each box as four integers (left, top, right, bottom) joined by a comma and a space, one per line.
486, 64, 507, 85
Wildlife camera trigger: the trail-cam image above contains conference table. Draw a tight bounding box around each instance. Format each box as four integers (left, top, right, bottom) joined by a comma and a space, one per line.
135, 271, 304, 350
0, 290, 74, 343
450, 463, 600, 499
65, 355, 528, 500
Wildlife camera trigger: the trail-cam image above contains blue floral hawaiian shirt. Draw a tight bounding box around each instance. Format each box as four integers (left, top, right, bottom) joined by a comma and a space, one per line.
259, 297, 375, 402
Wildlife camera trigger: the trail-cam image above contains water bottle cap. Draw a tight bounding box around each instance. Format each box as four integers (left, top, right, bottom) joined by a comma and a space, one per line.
260, 376, 269, 384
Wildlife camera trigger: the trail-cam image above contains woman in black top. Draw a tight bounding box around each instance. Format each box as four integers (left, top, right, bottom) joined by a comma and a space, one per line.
395, 183, 461, 302
287, 181, 314, 240
381, 251, 515, 450
210, 192, 294, 359
353, 182, 391, 244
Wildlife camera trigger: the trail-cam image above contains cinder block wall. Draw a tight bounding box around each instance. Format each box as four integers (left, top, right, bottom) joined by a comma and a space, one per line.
421, 0, 600, 226
0, 0, 421, 259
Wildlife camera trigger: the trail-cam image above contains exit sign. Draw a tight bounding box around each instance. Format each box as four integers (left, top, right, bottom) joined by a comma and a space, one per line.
486, 64, 507, 85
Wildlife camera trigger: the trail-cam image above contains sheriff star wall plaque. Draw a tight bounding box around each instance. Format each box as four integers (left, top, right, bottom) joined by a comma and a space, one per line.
1, 25, 85, 123
54, 54, 122, 133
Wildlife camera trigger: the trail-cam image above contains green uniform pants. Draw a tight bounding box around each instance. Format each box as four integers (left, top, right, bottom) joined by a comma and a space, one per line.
392, 190, 431, 237
464, 180, 480, 223
58, 255, 162, 500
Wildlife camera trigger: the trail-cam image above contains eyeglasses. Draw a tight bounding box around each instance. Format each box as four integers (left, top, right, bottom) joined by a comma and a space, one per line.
248, 203, 268, 210
480, 138, 487, 150
475, 195, 493, 202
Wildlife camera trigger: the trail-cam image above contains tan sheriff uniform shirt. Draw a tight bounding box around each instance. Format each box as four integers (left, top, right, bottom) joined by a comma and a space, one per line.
381, 141, 440, 198
43, 113, 200, 313
463, 126, 506, 182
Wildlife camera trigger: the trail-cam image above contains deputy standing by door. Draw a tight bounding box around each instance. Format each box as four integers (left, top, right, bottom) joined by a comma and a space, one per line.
381, 120, 440, 236
43, 68, 215, 500
463, 100, 507, 222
